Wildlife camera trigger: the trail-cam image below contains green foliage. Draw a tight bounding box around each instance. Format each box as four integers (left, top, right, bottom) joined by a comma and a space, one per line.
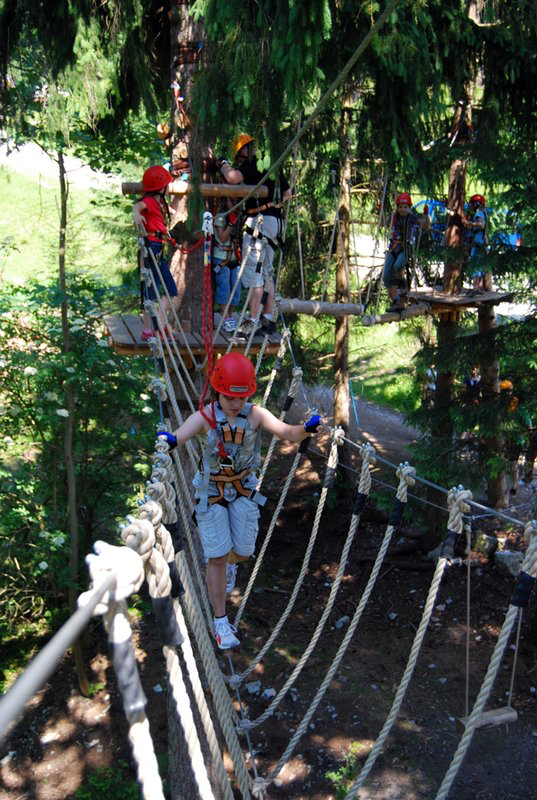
0, 277, 156, 635
325, 741, 369, 799
74, 761, 141, 800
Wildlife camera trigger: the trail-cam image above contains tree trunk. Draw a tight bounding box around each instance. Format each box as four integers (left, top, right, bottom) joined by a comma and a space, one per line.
334, 93, 354, 504
58, 151, 89, 696
167, 6, 224, 798
167, 3, 211, 334
478, 298, 507, 507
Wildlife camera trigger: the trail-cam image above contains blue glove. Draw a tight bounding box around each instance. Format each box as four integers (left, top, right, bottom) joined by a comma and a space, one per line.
303, 414, 321, 434
158, 431, 177, 450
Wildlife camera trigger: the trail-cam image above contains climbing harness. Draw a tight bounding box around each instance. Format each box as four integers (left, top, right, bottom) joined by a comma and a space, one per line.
196, 402, 266, 513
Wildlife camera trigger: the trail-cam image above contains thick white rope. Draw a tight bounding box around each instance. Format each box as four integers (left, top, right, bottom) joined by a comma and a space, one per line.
235, 429, 343, 684
176, 551, 253, 799
242, 445, 377, 729
234, 447, 303, 627
143, 499, 233, 800
104, 600, 166, 800
82, 541, 164, 800
344, 485, 472, 799
256, 367, 304, 488
434, 520, 537, 800
121, 515, 216, 800
260, 329, 290, 397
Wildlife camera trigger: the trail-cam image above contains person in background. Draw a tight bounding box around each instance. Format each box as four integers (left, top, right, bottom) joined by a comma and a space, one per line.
133, 165, 179, 341
219, 134, 291, 338
463, 194, 489, 295
382, 192, 430, 312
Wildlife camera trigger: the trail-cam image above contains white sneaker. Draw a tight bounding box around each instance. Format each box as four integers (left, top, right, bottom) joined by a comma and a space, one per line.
226, 563, 238, 593
214, 618, 240, 650
222, 317, 237, 332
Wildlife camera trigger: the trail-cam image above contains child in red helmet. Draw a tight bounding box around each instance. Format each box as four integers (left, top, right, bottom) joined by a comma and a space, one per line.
159, 353, 321, 650
382, 192, 430, 312
463, 194, 489, 294
133, 166, 179, 340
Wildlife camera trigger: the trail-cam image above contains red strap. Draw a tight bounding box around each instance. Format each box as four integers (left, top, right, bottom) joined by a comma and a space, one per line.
179, 236, 204, 255
199, 233, 215, 421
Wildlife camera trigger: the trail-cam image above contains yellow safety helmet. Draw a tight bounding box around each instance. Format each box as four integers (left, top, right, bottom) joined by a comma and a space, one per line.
231, 133, 254, 160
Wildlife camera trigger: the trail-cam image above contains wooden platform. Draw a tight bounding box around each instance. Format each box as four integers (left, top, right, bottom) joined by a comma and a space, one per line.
103, 314, 282, 359
362, 288, 513, 327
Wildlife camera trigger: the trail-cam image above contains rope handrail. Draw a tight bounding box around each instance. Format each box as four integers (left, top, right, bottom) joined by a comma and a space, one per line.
0, 570, 116, 745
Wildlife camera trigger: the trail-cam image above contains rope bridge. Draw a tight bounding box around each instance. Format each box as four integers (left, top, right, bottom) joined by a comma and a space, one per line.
2, 277, 536, 799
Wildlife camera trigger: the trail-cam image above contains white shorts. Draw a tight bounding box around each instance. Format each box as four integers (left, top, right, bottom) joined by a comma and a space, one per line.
241, 215, 282, 289
195, 497, 260, 559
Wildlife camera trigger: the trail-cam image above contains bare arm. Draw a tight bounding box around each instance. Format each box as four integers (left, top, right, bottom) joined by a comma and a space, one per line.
250, 405, 310, 443
133, 200, 147, 227
220, 163, 244, 185
172, 410, 210, 445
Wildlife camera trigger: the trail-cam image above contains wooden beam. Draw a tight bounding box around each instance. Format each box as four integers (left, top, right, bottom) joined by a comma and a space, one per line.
361, 301, 431, 326
279, 298, 363, 317
121, 181, 268, 198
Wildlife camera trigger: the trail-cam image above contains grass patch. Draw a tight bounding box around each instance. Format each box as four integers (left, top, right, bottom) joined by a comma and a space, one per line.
296, 314, 423, 415
0, 165, 135, 286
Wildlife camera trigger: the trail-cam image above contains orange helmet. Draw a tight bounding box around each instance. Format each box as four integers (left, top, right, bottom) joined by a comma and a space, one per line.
142, 165, 172, 193
210, 353, 256, 398
231, 134, 254, 160
469, 194, 486, 207
500, 379, 513, 391
396, 192, 412, 206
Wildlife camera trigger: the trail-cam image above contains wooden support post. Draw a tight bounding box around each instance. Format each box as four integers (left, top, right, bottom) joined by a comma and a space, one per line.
121, 181, 269, 198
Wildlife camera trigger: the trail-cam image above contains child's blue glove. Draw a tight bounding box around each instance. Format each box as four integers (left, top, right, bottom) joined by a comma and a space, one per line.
158, 431, 178, 450
303, 414, 321, 434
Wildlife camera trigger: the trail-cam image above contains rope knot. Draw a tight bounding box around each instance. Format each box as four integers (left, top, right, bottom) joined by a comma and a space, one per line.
251, 777, 269, 799
80, 541, 144, 615
227, 674, 242, 689
395, 462, 416, 501
447, 486, 472, 534
120, 517, 155, 561
150, 377, 167, 400
333, 425, 345, 447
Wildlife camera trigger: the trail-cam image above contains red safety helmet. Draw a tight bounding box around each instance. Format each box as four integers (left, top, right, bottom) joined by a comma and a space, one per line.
469, 194, 486, 207
142, 165, 173, 193
210, 353, 256, 398
396, 192, 412, 206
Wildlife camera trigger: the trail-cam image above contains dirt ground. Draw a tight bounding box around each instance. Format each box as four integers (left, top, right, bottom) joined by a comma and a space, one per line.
2, 399, 537, 800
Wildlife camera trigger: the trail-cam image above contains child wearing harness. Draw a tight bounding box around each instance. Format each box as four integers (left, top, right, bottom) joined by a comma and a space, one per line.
219, 134, 291, 339
382, 192, 430, 312
463, 193, 489, 294
159, 353, 321, 650
133, 166, 179, 341
212, 208, 241, 332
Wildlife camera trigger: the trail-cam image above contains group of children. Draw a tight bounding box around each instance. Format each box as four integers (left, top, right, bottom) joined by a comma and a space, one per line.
382, 191, 489, 311
134, 133, 289, 341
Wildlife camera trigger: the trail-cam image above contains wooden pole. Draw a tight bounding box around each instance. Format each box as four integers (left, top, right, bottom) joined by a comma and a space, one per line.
121, 181, 268, 198
279, 298, 363, 316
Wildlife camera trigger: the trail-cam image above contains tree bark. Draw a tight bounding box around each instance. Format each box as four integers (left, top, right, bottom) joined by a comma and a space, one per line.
478, 298, 507, 507
166, 6, 224, 798
333, 92, 354, 503
58, 151, 89, 696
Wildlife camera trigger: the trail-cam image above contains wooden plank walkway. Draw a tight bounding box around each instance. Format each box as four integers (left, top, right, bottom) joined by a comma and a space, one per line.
103, 314, 282, 359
